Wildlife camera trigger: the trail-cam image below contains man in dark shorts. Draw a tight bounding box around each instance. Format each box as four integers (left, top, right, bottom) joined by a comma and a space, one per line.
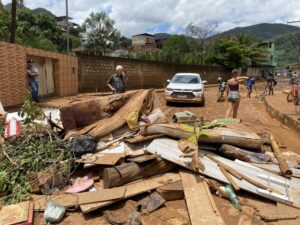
107, 65, 128, 94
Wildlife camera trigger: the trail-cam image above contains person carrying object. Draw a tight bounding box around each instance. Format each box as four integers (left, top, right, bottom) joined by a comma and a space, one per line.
27, 59, 40, 102
107, 65, 128, 94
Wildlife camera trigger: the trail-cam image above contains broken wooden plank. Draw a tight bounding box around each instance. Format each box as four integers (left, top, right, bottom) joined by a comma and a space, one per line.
270, 134, 292, 178
32, 186, 126, 211
180, 171, 225, 225
220, 167, 240, 191
80, 173, 181, 213
127, 154, 158, 163
125, 134, 164, 143
238, 206, 255, 225
156, 181, 184, 201
76, 153, 124, 166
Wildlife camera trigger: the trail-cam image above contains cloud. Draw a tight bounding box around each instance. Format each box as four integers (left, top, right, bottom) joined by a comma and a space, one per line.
2, 0, 300, 37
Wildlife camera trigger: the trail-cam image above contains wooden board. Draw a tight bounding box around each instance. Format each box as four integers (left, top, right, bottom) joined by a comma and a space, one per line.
125, 134, 164, 143
76, 153, 124, 165
80, 172, 181, 213
127, 154, 158, 163
180, 171, 225, 225
147, 138, 300, 208
0, 201, 30, 225
32, 186, 126, 211
238, 206, 255, 225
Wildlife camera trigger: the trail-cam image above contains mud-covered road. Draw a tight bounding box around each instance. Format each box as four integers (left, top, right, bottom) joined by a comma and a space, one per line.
157, 81, 300, 154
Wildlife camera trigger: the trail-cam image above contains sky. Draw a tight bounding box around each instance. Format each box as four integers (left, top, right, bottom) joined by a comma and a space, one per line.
2, 0, 300, 37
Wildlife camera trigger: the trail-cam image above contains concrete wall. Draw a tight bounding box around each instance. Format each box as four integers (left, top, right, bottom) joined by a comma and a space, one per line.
78, 53, 231, 92
0, 42, 78, 107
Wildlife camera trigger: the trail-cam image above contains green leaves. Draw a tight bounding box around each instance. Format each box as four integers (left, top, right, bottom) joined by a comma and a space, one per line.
18, 90, 43, 125
0, 125, 74, 205
82, 12, 121, 53
207, 34, 268, 68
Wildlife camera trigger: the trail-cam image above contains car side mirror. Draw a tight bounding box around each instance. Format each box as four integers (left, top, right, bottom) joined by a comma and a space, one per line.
202, 80, 207, 84
166, 79, 170, 83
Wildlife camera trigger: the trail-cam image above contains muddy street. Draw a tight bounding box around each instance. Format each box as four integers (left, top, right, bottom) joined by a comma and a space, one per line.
158, 83, 300, 154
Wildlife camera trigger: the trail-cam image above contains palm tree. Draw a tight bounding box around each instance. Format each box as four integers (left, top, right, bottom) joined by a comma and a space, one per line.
9, 0, 24, 43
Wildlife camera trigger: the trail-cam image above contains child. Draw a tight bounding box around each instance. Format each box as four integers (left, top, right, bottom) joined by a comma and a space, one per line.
246, 77, 255, 98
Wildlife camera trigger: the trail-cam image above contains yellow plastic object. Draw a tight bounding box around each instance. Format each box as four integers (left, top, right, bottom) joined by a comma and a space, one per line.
124, 111, 139, 129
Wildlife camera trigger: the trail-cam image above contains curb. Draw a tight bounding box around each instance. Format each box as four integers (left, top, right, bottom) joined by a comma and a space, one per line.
264, 97, 300, 135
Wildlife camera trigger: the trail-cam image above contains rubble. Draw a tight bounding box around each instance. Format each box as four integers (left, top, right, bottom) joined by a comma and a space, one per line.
1, 89, 300, 225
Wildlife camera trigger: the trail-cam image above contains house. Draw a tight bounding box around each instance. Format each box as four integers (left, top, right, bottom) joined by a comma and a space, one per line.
55, 16, 79, 32
154, 33, 172, 49
132, 33, 157, 52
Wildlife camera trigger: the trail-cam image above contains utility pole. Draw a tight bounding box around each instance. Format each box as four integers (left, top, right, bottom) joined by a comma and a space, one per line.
66, 0, 69, 54
287, 20, 300, 77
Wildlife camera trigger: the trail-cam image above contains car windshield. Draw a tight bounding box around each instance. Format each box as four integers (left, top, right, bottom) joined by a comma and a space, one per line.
171, 75, 199, 84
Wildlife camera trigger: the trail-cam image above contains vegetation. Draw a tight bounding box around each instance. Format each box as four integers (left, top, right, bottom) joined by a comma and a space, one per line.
219, 23, 299, 41
82, 12, 120, 53
0, 94, 74, 205
207, 35, 268, 68
0, 4, 81, 52
271, 30, 300, 66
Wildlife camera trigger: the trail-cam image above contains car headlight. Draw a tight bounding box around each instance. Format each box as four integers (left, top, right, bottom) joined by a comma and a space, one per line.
166, 88, 173, 91
192, 89, 202, 92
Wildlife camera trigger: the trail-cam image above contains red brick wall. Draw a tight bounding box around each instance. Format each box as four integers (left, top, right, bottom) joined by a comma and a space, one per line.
0, 42, 78, 107
77, 53, 231, 92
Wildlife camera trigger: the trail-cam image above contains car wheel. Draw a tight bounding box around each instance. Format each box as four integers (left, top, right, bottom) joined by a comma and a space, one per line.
199, 96, 205, 107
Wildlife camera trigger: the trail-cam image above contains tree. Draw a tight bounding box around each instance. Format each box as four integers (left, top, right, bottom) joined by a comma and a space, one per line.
207, 35, 268, 69
186, 22, 218, 64
0, 3, 10, 41
9, 0, 24, 43
82, 12, 120, 53
163, 35, 193, 54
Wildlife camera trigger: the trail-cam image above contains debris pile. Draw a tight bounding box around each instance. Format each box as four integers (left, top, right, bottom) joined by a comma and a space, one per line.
1, 89, 300, 225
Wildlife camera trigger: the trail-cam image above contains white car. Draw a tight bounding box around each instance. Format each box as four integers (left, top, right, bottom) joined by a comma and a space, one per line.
165, 73, 207, 106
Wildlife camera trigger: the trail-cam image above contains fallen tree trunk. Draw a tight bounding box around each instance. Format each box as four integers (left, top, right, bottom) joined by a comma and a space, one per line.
270, 134, 292, 178
141, 124, 262, 150
103, 158, 177, 188
219, 144, 272, 163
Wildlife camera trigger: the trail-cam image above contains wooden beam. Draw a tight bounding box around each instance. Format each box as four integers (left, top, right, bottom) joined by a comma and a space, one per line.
180, 171, 225, 225
32, 186, 126, 211
270, 134, 292, 178
80, 173, 181, 214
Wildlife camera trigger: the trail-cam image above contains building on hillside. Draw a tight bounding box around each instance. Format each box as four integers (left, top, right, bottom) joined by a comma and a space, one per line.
246, 41, 278, 78
257, 41, 277, 77
154, 33, 172, 49
132, 33, 157, 52
56, 16, 79, 31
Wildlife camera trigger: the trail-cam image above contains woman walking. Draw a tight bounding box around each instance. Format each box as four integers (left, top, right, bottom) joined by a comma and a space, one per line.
226, 69, 242, 118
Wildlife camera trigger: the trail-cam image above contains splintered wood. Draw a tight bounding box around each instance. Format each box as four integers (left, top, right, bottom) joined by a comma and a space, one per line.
180, 171, 225, 225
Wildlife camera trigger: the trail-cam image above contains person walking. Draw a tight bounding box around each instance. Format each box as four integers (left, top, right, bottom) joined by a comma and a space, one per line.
226, 69, 242, 118
266, 72, 276, 96
27, 59, 40, 102
107, 65, 128, 94
246, 76, 255, 98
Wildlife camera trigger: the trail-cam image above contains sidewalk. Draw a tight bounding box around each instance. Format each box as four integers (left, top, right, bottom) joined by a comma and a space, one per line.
264, 91, 300, 135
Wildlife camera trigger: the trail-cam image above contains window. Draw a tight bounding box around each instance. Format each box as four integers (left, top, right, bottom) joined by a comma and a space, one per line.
171, 75, 200, 84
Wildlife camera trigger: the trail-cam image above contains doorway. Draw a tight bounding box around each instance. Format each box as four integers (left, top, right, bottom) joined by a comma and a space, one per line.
28, 56, 55, 97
